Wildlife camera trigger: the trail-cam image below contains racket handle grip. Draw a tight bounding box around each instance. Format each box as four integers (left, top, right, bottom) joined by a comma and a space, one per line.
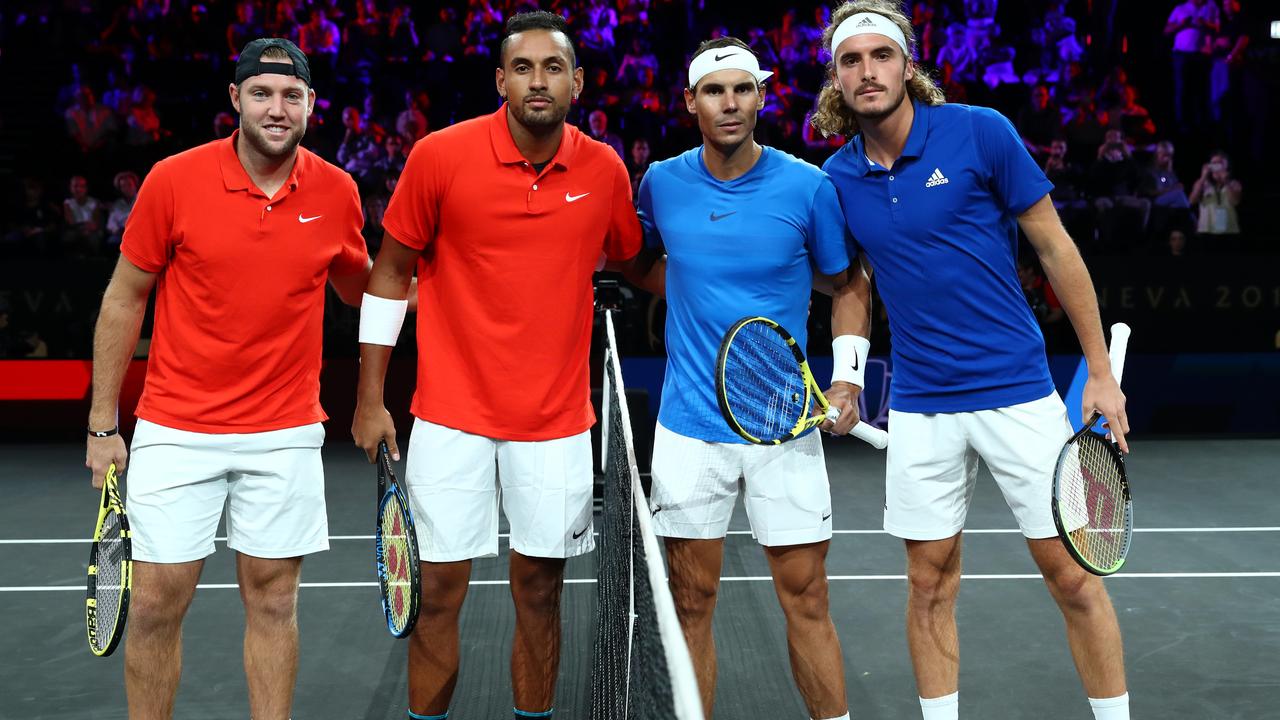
850, 422, 889, 450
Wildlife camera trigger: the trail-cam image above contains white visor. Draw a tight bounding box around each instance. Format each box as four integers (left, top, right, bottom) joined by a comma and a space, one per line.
688, 47, 773, 90
830, 12, 910, 59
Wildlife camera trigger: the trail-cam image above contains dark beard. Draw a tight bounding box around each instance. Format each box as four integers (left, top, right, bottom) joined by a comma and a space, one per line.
241, 121, 305, 158
512, 101, 568, 134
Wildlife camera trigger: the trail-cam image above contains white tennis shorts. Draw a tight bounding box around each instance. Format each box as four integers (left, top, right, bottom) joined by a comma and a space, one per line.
884, 393, 1072, 540
126, 419, 329, 563
404, 418, 595, 562
649, 422, 833, 547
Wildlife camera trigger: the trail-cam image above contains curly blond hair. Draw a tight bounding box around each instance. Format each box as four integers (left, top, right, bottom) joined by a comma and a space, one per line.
809, 0, 945, 139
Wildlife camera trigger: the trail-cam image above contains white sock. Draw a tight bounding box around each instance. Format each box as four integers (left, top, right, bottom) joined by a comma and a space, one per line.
814, 714, 850, 720
1089, 692, 1130, 720
920, 692, 958, 720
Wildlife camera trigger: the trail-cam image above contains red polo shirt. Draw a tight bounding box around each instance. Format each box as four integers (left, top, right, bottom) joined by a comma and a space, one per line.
382, 105, 641, 441
121, 132, 367, 433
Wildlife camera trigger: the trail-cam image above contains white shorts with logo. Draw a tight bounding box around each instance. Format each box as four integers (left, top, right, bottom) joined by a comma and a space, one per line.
649, 422, 833, 547
884, 393, 1072, 541
404, 418, 595, 562
126, 419, 329, 563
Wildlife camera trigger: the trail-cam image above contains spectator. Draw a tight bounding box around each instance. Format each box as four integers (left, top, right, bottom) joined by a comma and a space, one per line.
1167, 227, 1190, 257
343, 0, 384, 65
1141, 141, 1190, 209
1189, 151, 1243, 241
1017, 84, 1061, 158
265, 0, 303, 46
213, 111, 237, 139
423, 7, 463, 63
395, 89, 430, 144
370, 132, 410, 183
1113, 87, 1157, 146
586, 109, 625, 160
227, 1, 262, 60
4, 177, 61, 255
1090, 141, 1150, 252
1043, 138, 1090, 242
299, 6, 341, 70
627, 136, 652, 198
385, 3, 420, 62
1164, 0, 1220, 133
1209, 0, 1248, 128
125, 85, 165, 147
62, 175, 104, 255
337, 106, 381, 179
64, 85, 117, 155
616, 37, 658, 85
936, 24, 978, 83
105, 170, 140, 246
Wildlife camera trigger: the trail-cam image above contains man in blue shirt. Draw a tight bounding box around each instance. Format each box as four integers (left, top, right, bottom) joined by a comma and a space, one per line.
812, 3, 1131, 720
626, 37, 869, 720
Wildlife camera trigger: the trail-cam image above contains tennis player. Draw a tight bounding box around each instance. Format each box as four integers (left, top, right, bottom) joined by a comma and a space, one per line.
350, 12, 641, 720
629, 37, 870, 720
812, 3, 1131, 720
84, 39, 370, 720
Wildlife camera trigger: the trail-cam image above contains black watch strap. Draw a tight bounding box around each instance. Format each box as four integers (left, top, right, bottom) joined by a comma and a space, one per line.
88, 427, 119, 438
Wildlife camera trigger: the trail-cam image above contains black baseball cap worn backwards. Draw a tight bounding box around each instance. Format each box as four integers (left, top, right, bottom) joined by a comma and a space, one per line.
235, 38, 312, 86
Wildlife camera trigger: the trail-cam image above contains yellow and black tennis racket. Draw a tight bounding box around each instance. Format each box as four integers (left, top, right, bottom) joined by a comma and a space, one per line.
716, 316, 889, 448
86, 462, 132, 657
375, 440, 421, 638
1051, 323, 1133, 576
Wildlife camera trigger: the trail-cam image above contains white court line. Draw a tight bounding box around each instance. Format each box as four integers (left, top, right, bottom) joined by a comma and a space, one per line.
5, 527, 1280, 545
5, 571, 1279, 592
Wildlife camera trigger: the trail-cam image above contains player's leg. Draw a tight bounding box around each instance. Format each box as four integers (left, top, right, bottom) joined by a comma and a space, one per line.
236, 554, 304, 720
649, 422, 742, 716
122, 420, 230, 719
508, 551, 567, 714
763, 541, 847, 720
970, 393, 1129, 717
665, 537, 725, 714
883, 409, 976, 719
224, 422, 329, 720
125, 560, 204, 719
402, 419, 501, 717
744, 430, 847, 719
498, 429, 595, 718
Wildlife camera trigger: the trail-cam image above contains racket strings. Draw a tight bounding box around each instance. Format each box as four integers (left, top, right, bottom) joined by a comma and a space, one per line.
91, 511, 125, 649
378, 497, 414, 629
724, 325, 807, 439
1062, 435, 1127, 570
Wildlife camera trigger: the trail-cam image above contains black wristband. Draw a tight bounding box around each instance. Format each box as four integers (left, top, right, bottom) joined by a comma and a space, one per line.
88, 427, 119, 438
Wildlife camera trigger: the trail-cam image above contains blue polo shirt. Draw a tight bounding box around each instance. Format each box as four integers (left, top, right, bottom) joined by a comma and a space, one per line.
639, 146, 851, 442
823, 100, 1056, 413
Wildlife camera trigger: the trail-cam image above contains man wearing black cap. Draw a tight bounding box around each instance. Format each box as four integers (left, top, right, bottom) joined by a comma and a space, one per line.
85, 38, 374, 719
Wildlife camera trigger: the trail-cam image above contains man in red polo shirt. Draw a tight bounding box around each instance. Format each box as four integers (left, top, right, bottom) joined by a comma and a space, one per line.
351, 11, 645, 720
84, 39, 369, 720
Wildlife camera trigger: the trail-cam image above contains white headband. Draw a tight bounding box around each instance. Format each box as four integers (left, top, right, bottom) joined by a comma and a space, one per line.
687, 47, 773, 89
830, 12, 910, 59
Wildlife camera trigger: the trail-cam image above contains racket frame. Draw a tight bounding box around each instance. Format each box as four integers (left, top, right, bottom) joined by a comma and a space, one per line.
86, 463, 132, 657
1050, 412, 1134, 576
375, 441, 422, 638
716, 316, 889, 449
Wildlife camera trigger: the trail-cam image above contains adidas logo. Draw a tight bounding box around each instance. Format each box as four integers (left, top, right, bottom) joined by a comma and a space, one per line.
925, 168, 949, 188
857, 16, 876, 27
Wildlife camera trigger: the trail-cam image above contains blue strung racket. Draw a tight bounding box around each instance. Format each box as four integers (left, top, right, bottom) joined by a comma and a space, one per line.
716, 316, 888, 448
375, 441, 421, 637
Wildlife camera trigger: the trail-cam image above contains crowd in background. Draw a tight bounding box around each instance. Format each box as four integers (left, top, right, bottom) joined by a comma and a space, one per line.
0, 0, 1277, 357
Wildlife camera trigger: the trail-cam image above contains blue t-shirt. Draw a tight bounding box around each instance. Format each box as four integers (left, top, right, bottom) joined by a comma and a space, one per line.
823, 101, 1056, 413
639, 146, 851, 442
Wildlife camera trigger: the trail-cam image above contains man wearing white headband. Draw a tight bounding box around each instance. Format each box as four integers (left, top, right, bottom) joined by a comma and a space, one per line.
813, 3, 1132, 720
631, 35, 870, 720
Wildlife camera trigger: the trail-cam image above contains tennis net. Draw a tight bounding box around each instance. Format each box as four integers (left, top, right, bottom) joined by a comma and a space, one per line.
590, 309, 703, 720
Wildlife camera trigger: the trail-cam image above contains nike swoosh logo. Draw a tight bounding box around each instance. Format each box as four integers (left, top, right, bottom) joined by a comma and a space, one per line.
651, 506, 662, 515
822, 513, 832, 522
572, 527, 589, 539
565, 192, 590, 203
709, 211, 737, 222
298, 214, 322, 223
852, 351, 860, 372
714, 53, 738, 61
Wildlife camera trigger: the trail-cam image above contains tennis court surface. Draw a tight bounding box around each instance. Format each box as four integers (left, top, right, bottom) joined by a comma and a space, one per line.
2, 397, 1277, 718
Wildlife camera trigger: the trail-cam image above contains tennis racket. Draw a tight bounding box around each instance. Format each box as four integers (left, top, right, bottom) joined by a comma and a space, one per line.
1051, 323, 1133, 576
375, 440, 421, 638
717, 316, 889, 448
86, 462, 132, 657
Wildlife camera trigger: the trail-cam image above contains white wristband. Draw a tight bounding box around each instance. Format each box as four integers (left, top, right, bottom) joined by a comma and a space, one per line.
831, 335, 871, 388
358, 293, 408, 347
